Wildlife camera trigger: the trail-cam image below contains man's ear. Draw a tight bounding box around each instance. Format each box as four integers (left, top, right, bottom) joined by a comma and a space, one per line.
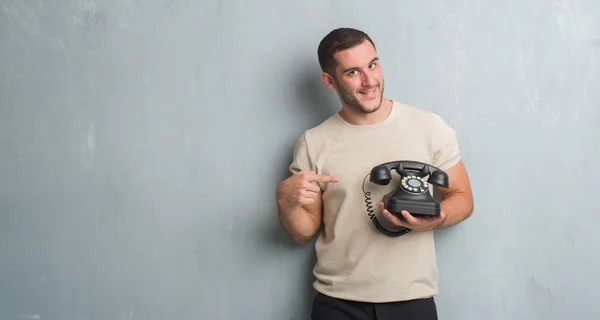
321, 72, 336, 89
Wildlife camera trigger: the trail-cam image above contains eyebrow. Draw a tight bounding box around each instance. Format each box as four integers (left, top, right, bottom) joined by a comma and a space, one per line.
343, 57, 379, 74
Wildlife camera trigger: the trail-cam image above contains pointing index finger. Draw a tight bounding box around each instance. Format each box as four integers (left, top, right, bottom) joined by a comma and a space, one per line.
306, 173, 339, 183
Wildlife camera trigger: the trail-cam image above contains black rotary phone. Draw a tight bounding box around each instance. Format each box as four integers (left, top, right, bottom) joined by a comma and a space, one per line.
362, 160, 449, 237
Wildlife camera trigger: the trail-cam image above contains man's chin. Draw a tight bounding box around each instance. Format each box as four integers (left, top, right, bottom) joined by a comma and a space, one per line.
358, 101, 382, 113
356, 106, 380, 114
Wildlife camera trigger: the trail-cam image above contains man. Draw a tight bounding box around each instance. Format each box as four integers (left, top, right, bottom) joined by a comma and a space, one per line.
276, 27, 474, 320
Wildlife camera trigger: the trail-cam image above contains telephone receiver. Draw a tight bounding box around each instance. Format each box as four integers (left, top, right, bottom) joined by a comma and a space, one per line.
370, 160, 449, 217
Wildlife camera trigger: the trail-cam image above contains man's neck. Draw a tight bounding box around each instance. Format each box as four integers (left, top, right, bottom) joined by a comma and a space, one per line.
338, 98, 393, 126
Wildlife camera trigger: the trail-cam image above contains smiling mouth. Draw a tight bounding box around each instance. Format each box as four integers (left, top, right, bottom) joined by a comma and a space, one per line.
359, 87, 378, 97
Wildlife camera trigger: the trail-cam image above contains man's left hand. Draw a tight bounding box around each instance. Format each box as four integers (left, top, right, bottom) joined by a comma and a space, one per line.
377, 202, 446, 232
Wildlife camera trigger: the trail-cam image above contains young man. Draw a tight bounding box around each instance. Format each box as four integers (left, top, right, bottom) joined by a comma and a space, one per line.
276, 27, 474, 320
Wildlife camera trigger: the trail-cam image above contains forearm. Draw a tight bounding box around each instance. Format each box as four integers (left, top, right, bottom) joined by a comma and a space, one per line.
277, 203, 320, 244
436, 191, 474, 229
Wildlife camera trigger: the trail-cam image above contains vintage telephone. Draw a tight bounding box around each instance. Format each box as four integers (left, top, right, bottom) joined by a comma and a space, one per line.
362, 160, 449, 237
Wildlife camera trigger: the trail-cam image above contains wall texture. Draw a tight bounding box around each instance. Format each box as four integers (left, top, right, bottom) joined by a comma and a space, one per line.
1, 0, 599, 319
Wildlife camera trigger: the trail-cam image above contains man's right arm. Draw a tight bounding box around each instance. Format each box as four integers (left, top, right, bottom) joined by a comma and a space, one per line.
276, 176, 324, 245
278, 135, 338, 244
276, 171, 337, 245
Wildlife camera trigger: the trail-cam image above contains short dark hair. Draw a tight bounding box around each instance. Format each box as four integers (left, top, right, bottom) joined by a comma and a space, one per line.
317, 27, 376, 75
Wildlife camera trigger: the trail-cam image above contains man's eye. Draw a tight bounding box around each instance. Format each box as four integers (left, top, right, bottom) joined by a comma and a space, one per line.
349, 70, 358, 76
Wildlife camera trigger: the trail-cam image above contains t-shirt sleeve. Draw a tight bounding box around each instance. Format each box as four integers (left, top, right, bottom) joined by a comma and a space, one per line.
431, 113, 461, 171
289, 133, 313, 174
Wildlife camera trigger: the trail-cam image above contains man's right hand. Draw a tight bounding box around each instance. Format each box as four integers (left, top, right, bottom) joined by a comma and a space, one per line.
277, 171, 339, 207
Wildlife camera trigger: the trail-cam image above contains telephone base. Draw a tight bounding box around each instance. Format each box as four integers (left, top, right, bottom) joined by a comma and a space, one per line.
383, 198, 441, 217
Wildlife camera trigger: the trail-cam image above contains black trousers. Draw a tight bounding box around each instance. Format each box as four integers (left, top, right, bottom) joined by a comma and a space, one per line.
311, 292, 438, 320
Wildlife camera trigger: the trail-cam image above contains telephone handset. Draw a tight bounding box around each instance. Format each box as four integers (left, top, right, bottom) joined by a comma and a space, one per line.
362, 160, 450, 237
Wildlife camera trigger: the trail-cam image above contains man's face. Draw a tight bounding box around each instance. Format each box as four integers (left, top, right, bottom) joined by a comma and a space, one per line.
323, 39, 385, 114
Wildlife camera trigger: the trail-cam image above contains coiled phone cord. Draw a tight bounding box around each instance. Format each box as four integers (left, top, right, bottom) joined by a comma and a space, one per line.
362, 173, 411, 237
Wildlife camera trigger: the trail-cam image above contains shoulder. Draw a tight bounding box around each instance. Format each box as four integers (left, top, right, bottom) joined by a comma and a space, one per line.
393, 101, 450, 129
291, 113, 337, 152
393, 101, 461, 168
308, 113, 340, 134
297, 113, 340, 143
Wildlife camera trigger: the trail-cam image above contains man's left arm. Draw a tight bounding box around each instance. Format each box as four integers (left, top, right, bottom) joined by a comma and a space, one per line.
436, 160, 474, 229
429, 112, 474, 229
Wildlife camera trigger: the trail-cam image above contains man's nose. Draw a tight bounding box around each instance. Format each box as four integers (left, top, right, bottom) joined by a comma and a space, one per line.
362, 72, 376, 86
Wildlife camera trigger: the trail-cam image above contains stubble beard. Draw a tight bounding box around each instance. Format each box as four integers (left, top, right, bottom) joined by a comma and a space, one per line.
337, 79, 385, 114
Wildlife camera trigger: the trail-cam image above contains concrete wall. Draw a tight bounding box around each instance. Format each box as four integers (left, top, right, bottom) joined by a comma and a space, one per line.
1, 1, 599, 319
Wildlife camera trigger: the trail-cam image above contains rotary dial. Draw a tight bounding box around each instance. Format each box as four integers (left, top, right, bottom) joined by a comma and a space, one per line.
401, 175, 429, 193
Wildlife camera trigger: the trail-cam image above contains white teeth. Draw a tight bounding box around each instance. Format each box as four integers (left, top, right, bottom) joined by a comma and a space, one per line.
361, 89, 375, 95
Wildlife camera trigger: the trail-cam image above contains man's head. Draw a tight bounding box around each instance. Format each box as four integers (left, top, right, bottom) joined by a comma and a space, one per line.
317, 28, 384, 114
